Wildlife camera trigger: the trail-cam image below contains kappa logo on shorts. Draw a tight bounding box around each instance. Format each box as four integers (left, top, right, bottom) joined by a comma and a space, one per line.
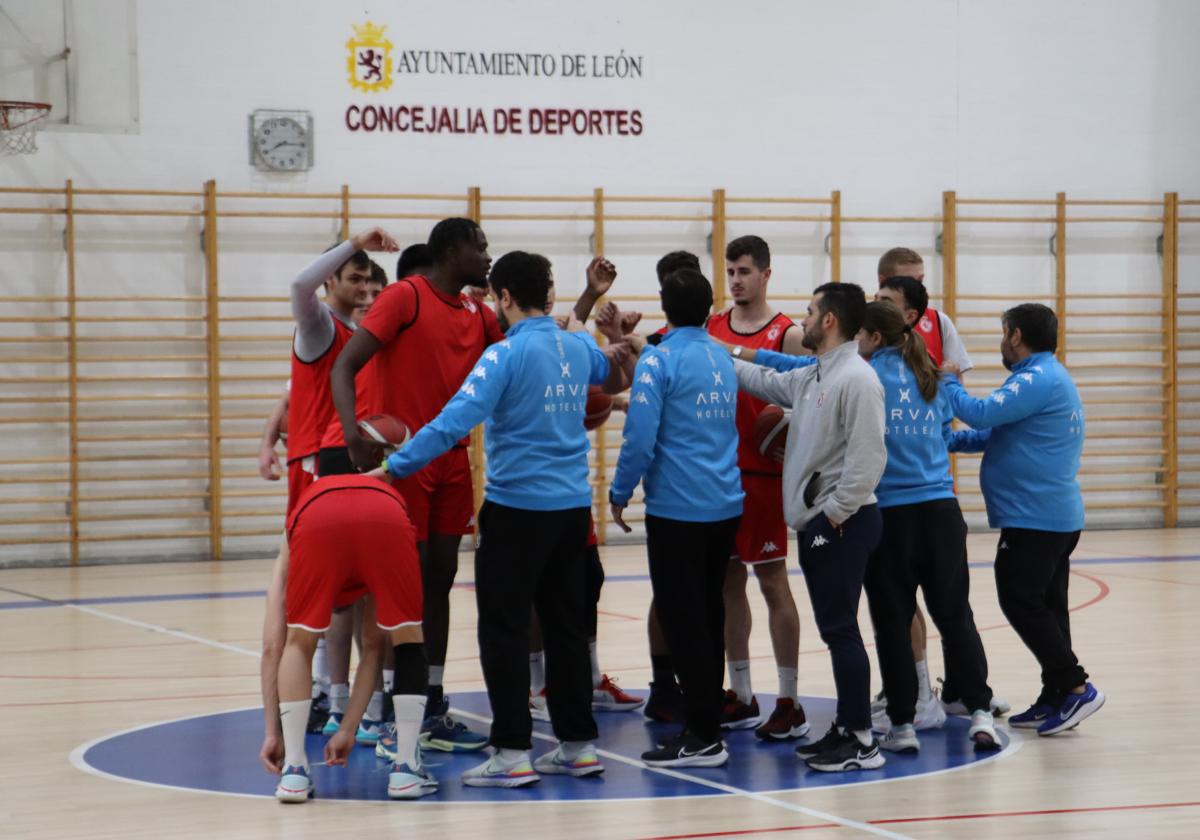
810, 534, 829, 548
761, 541, 780, 553
999, 540, 1009, 550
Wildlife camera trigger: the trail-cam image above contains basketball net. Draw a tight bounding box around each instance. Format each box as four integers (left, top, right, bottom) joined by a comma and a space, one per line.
0, 101, 52, 155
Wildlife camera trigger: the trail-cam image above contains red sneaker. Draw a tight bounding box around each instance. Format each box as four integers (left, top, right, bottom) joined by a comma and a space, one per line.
754, 697, 811, 741
720, 689, 761, 730
592, 675, 645, 711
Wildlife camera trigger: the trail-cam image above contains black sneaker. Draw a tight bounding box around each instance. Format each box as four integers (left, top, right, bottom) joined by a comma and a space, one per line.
641, 730, 728, 768
306, 692, 331, 734
793, 723, 843, 758
805, 731, 886, 772
644, 680, 685, 724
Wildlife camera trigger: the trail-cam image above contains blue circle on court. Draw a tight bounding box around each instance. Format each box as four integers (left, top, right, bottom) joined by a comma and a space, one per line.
75, 691, 1013, 802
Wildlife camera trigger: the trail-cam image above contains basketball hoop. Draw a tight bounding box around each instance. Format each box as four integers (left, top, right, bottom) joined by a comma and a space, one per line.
0, 101, 52, 156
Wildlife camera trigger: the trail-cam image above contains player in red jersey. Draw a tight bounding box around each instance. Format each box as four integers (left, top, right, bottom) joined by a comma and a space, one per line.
259, 474, 436, 802
285, 229, 398, 513
259, 255, 391, 733
332, 218, 501, 750
706, 235, 810, 740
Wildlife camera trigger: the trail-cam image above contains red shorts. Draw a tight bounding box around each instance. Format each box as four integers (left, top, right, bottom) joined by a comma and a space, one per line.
392, 446, 475, 543
286, 457, 317, 516
733, 473, 788, 565
285, 477, 422, 632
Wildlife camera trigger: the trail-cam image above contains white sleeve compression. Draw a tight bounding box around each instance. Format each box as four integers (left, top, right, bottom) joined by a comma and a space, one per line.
290, 240, 357, 363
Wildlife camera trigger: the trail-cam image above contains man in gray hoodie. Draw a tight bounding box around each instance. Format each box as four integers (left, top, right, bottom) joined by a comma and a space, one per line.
732, 282, 887, 772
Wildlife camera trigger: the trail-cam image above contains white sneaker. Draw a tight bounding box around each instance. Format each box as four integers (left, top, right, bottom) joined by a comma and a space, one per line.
968, 709, 1000, 750
461, 752, 540, 788
388, 760, 439, 799
878, 722, 920, 753
529, 690, 550, 722
533, 744, 604, 777
942, 694, 1012, 717
914, 693, 947, 730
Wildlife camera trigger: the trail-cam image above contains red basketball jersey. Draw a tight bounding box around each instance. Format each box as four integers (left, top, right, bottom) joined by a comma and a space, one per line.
287, 315, 354, 464
707, 310, 794, 476
358, 276, 504, 443
915, 307, 945, 366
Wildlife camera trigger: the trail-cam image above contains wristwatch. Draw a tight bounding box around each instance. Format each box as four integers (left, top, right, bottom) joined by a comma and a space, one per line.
731, 346, 744, 358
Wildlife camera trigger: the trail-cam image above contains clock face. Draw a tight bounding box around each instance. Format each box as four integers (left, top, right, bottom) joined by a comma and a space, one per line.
254, 116, 309, 171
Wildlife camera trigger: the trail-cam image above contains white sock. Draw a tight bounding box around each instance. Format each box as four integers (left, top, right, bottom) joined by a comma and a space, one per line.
279, 699, 311, 770
382, 668, 394, 694
312, 638, 329, 696
589, 641, 602, 688
852, 728, 873, 747
366, 690, 384, 722
428, 666, 445, 689
391, 694, 426, 768
560, 740, 594, 760
728, 660, 752, 704
330, 682, 349, 715
495, 748, 530, 766
915, 659, 932, 703
529, 651, 546, 695
778, 667, 798, 703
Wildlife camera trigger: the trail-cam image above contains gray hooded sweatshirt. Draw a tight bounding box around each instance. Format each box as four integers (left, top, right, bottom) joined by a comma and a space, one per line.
733, 341, 886, 531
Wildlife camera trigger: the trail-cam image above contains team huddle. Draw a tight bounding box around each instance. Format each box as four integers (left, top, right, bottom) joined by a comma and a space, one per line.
256, 221, 1105, 801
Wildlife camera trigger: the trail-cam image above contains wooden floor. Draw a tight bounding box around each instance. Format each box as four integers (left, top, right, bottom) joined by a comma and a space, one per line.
3, 527, 1199, 839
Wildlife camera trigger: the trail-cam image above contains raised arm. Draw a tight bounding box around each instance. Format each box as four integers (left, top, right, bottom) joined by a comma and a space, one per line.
572, 256, 617, 324
291, 241, 357, 362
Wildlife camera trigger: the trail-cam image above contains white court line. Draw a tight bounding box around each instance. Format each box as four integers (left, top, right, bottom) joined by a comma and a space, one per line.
66, 603, 261, 657
450, 708, 913, 840
62, 599, 1009, 831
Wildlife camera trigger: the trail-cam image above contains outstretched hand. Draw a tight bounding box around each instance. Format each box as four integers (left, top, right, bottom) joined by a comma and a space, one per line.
585, 256, 617, 297
351, 227, 400, 253
594, 302, 625, 344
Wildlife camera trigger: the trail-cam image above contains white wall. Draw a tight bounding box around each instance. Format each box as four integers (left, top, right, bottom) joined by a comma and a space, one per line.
1, 0, 1198, 564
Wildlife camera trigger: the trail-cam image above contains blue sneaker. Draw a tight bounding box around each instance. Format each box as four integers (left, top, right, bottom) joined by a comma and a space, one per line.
420, 712, 489, 752
388, 760, 439, 799
356, 717, 382, 746
275, 765, 314, 802
1009, 702, 1056, 729
321, 711, 343, 737
461, 753, 539, 788
1038, 683, 1105, 736
376, 721, 399, 761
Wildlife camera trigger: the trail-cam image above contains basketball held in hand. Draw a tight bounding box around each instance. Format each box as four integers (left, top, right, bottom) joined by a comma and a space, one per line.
358, 414, 411, 453
584, 387, 613, 431
752, 405, 789, 462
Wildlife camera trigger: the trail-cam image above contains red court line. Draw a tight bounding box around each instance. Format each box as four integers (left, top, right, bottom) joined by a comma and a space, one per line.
605, 570, 1112, 674
0, 690, 260, 708
635, 799, 1200, 839
1083, 569, 1200, 588
597, 608, 643, 622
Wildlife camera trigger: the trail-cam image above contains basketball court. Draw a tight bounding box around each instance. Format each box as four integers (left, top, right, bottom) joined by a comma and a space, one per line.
3, 1, 1200, 837
0, 528, 1197, 837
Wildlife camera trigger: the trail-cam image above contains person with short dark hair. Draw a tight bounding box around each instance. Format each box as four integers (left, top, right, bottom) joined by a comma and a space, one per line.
609, 268, 744, 768
396, 243, 433, 280
709, 235, 808, 740
943, 303, 1104, 737
332, 217, 502, 754
732, 281, 888, 773
378, 250, 627, 787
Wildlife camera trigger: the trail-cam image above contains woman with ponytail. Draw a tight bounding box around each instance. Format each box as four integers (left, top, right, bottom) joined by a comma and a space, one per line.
856, 300, 998, 754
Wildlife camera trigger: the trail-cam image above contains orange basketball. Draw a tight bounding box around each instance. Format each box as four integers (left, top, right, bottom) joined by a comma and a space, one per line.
358, 413, 411, 451
752, 404, 789, 461
584, 387, 613, 431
